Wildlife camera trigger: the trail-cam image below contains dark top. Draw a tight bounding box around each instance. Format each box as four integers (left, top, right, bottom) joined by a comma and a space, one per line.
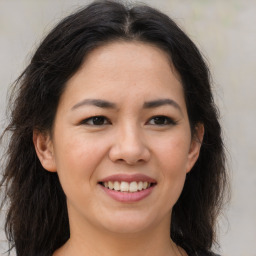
191, 251, 220, 256
49, 250, 220, 256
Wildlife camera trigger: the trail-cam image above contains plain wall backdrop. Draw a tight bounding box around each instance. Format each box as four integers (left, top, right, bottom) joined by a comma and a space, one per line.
1, 0, 256, 255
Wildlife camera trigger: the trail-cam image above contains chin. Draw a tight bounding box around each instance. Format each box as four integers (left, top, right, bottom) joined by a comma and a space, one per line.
99, 210, 159, 234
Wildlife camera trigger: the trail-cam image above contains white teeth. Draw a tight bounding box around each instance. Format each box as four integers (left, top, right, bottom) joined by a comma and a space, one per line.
108, 181, 114, 190
120, 181, 129, 192
143, 181, 148, 189
138, 181, 143, 191
102, 181, 152, 192
114, 181, 120, 191
129, 181, 138, 192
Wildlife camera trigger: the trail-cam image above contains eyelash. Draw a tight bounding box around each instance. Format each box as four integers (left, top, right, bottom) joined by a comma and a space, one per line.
147, 115, 177, 126
80, 115, 177, 127
80, 116, 111, 126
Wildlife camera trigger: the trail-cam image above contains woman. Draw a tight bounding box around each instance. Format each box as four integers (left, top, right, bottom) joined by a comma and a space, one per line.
0, 1, 228, 256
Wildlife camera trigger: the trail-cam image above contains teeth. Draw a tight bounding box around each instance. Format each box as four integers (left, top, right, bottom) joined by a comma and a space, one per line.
102, 181, 152, 192
108, 181, 114, 190
114, 181, 120, 191
129, 181, 138, 192
120, 181, 129, 192
138, 181, 143, 191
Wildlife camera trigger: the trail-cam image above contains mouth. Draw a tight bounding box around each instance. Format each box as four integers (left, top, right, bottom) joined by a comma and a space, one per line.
98, 181, 156, 193
98, 174, 157, 202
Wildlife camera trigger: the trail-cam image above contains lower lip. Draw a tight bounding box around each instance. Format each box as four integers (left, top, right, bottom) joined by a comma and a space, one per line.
100, 185, 155, 203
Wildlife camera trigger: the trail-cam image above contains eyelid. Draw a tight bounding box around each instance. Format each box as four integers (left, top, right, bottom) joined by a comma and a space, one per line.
146, 115, 178, 126
79, 115, 111, 126
78, 115, 177, 126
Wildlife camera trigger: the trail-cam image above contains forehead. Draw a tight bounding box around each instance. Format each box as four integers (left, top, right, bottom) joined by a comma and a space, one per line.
77, 41, 180, 82
60, 41, 185, 109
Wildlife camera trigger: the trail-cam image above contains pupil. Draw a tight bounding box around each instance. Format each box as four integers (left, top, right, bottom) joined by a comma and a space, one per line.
93, 116, 104, 125
154, 117, 165, 125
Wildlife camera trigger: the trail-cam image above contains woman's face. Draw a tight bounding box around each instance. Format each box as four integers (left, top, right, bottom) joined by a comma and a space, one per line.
35, 41, 202, 235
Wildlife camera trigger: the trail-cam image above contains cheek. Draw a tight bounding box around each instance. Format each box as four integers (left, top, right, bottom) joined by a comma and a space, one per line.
53, 134, 108, 188
53, 137, 107, 211
153, 135, 190, 202
155, 135, 191, 173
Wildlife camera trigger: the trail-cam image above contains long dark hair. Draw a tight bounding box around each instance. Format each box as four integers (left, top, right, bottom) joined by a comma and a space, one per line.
0, 1, 228, 255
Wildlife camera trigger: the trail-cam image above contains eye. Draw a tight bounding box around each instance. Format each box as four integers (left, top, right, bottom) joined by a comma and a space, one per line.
147, 116, 177, 126
80, 116, 111, 126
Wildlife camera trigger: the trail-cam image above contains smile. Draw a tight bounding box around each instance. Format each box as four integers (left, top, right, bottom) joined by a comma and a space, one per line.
100, 181, 154, 193
98, 174, 157, 202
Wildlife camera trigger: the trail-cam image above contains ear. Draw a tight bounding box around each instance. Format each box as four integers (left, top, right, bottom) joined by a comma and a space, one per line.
186, 123, 204, 173
33, 130, 57, 172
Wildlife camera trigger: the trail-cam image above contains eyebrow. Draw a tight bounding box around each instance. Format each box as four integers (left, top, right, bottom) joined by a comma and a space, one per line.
143, 98, 182, 113
71, 99, 117, 110
71, 98, 182, 114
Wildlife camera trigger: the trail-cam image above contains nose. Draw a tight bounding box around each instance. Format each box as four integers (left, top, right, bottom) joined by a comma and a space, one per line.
108, 124, 150, 165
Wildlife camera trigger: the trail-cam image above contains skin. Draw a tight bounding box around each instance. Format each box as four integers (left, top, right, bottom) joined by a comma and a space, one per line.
34, 41, 204, 256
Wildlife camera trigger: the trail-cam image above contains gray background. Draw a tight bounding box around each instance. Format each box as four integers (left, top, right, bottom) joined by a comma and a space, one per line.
1, 0, 256, 255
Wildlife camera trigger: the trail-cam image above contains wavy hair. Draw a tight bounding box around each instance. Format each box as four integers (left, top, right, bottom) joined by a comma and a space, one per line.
0, 1, 228, 255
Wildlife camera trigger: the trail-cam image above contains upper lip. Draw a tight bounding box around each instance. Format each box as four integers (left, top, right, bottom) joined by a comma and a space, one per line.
99, 174, 157, 183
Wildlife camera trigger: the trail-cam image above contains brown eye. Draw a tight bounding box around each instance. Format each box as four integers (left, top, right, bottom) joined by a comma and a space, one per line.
81, 116, 110, 126
148, 116, 176, 126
